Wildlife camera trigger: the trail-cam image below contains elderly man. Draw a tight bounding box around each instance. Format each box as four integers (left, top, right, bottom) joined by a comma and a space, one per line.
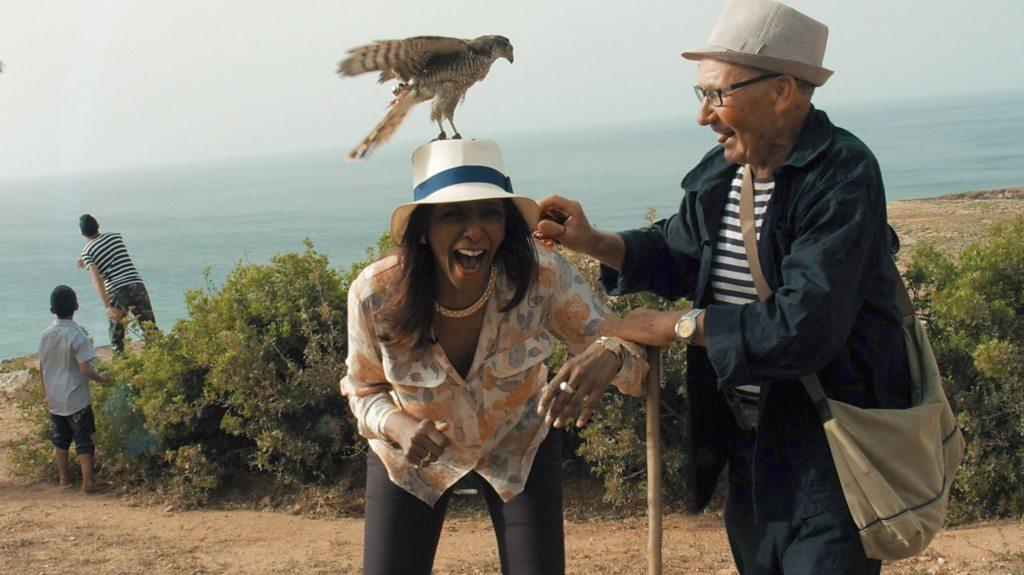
538, 0, 910, 573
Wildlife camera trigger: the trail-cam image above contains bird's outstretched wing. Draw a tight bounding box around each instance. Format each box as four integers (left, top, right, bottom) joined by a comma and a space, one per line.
337, 36, 468, 83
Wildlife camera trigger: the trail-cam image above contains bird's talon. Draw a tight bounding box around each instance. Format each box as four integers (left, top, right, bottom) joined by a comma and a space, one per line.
434, 132, 448, 141
452, 133, 462, 140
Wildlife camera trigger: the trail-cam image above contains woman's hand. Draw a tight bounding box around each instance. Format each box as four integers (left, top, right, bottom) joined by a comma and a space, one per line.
537, 341, 622, 429
383, 412, 451, 468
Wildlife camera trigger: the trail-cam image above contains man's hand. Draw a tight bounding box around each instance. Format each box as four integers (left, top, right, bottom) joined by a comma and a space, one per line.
600, 308, 707, 348
535, 195, 597, 251
536, 195, 628, 269
600, 309, 683, 348
106, 306, 125, 322
75, 258, 86, 269
537, 341, 621, 429
383, 413, 451, 468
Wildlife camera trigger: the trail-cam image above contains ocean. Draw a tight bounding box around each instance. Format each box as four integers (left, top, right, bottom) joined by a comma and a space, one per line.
2, 92, 1022, 359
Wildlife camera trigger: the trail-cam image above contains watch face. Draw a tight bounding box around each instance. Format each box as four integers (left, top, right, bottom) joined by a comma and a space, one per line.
676, 317, 696, 340
671, 313, 696, 339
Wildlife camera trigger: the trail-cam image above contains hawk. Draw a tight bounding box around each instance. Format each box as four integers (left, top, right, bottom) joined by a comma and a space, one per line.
338, 35, 514, 161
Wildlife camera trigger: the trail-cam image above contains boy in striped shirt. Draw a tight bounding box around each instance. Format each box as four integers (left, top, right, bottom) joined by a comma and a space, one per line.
76, 214, 156, 352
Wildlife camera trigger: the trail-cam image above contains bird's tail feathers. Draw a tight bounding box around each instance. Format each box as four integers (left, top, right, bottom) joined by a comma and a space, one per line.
347, 89, 421, 161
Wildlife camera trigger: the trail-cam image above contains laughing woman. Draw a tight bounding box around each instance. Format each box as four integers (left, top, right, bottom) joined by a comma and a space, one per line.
341, 140, 648, 575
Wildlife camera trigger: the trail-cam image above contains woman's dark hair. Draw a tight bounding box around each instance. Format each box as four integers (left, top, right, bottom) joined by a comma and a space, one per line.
79, 214, 99, 237
50, 285, 78, 319
380, 198, 537, 349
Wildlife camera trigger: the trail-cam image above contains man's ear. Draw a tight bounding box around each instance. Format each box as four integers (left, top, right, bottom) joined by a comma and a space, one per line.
772, 76, 801, 114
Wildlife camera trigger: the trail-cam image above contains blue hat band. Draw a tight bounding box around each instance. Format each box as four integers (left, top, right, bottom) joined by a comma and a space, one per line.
413, 165, 513, 201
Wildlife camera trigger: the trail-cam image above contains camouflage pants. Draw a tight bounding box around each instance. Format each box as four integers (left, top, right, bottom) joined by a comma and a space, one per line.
108, 282, 156, 352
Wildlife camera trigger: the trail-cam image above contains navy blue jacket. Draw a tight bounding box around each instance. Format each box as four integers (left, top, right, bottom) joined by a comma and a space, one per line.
600, 108, 912, 521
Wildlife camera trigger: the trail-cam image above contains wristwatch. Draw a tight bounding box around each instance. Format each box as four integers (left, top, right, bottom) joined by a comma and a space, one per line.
674, 308, 704, 343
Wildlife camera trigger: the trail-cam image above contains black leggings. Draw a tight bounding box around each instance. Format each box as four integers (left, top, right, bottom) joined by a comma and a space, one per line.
363, 430, 565, 575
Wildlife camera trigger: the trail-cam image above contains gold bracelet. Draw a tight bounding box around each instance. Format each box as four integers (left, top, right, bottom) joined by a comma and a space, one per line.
596, 336, 624, 362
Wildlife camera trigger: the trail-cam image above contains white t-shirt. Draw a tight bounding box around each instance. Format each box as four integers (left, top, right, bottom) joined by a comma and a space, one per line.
38, 319, 95, 416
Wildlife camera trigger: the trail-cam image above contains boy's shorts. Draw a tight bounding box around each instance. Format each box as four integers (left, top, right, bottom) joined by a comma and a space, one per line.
50, 405, 96, 454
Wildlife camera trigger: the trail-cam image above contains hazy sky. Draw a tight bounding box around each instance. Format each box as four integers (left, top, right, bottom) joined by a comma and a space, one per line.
1, 0, 1021, 179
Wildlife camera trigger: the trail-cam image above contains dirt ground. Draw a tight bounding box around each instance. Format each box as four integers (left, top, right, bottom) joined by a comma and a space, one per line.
887, 188, 1024, 259
1, 396, 1022, 574
2, 192, 1023, 575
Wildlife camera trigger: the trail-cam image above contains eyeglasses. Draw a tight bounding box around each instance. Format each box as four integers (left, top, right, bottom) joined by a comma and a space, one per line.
693, 73, 782, 107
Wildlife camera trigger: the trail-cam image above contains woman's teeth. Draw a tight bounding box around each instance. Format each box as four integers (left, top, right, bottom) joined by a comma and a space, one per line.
453, 249, 485, 271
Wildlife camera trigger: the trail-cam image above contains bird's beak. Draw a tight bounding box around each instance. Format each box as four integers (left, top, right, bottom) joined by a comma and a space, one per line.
505, 53, 514, 64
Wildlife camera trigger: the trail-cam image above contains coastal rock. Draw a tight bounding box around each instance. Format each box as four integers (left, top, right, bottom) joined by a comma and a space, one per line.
0, 369, 34, 400
930, 187, 1024, 201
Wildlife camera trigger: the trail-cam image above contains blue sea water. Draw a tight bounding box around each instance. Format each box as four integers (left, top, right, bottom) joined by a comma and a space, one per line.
2, 92, 1022, 359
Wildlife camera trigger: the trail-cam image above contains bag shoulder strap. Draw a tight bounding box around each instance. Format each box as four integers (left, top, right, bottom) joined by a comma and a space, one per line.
889, 256, 915, 318
738, 165, 830, 415
738, 165, 769, 297
738, 165, 917, 420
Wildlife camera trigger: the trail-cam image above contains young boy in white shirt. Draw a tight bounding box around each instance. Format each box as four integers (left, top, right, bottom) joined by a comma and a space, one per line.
39, 285, 111, 493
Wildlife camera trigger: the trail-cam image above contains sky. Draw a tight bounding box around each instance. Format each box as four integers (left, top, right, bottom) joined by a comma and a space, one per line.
0, 0, 1022, 180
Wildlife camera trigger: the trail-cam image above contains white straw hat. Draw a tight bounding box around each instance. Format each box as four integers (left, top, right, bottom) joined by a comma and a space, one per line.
390, 139, 540, 244
682, 0, 833, 87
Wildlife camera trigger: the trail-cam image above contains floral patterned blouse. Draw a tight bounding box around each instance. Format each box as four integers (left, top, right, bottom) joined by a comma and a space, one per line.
341, 243, 648, 506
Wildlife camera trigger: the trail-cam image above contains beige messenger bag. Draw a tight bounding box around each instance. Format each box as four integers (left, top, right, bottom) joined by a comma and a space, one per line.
737, 166, 966, 560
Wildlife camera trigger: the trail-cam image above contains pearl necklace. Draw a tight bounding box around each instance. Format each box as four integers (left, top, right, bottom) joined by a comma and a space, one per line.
435, 266, 498, 319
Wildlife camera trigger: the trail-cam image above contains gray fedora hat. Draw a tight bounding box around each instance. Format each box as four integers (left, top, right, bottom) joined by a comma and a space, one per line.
682, 0, 833, 87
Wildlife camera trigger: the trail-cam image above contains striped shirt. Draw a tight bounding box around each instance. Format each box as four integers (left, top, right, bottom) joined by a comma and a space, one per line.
711, 166, 774, 427
80, 232, 144, 292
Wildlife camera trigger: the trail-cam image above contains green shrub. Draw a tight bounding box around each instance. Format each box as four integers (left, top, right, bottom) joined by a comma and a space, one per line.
12, 214, 1021, 521
5, 368, 54, 479
164, 444, 226, 507
906, 215, 1024, 521
10, 240, 359, 504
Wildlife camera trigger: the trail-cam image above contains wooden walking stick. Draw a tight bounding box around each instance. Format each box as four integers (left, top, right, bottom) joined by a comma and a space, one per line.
646, 347, 663, 575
